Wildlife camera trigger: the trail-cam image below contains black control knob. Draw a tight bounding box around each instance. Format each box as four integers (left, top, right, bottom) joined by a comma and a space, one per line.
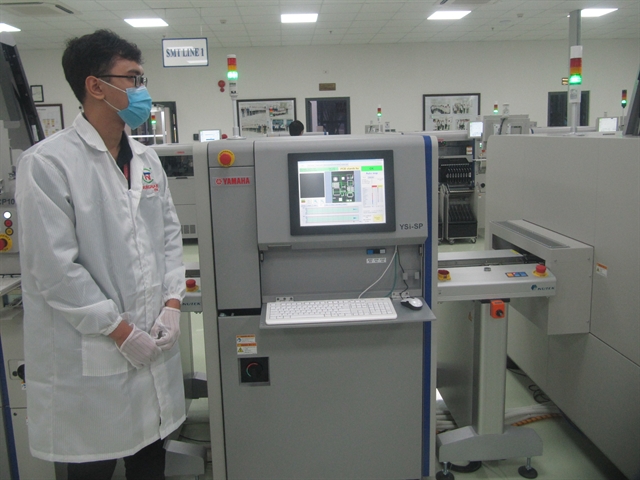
247, 362, 263, 378
13, 363, 25, 381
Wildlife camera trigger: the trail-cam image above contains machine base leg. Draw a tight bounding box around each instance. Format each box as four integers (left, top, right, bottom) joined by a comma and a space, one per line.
518, 457, 538, 479
435, 462, 455, 480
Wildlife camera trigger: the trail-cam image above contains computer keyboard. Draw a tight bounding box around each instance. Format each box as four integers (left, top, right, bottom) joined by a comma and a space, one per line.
265, 297, 397, 326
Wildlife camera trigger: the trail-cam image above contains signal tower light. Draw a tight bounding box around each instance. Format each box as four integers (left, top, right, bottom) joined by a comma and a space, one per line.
150, 114, 157, 126
622, 89, 628, 108
569, 45, 583, 86
493, 103, 499, 114
377, 105, 382, 117
227, 55, 238, 81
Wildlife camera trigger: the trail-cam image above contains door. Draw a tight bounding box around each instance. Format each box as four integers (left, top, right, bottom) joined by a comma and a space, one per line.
306, 97, 350, 134
547, 91, 589, 126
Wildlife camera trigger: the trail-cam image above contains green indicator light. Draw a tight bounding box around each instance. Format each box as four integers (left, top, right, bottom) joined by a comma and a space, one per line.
622, 99, 627, 106
569, 74, 582, 85
227, 71, 238, 80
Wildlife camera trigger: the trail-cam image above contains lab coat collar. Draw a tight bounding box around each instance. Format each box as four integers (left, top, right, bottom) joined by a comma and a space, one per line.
73, 113, 148, 157
73, 113, 148, 203
74, 113, 109, 152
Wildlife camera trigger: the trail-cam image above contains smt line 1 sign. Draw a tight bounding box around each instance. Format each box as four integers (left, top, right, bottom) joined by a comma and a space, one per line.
162, 38, 209, 67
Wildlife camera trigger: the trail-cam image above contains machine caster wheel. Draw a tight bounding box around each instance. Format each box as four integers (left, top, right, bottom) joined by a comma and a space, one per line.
435, 471, 455, 480
471, 238, 476, 243
518, 465, 538, 479
451, 461, 482, 473
448, 239, 455, 245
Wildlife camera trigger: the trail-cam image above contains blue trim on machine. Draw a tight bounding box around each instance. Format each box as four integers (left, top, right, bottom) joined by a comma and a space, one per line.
422, 134, 433, 477
0, 334, 20, 479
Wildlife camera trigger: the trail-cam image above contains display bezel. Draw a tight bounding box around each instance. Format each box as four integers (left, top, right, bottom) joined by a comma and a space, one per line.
199, 129, 221, 141
288, 150, 396, 236
597, 117, 618, 132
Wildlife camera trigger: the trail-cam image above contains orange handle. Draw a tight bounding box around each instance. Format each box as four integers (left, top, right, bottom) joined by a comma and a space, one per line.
490, 300, 505, 319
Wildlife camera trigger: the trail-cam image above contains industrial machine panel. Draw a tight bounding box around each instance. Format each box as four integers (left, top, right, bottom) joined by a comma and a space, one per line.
218, 315, 424, 480
486, 134, 640, 479
254, 135, 429, 250
208, 162, 261, 311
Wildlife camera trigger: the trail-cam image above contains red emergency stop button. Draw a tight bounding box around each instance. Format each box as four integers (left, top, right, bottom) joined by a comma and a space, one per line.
438, 269, 451, 281
218, 149, 235, 167
533, 264, 548, 277
186, 279, 199, 292
0, 236, 9, 251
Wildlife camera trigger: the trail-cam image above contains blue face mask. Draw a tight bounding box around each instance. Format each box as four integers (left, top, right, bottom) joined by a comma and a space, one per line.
100, 80, 153, 129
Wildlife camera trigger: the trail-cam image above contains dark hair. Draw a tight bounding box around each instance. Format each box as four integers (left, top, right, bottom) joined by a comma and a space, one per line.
289, 120, 305, 136
62, 29, 143, 103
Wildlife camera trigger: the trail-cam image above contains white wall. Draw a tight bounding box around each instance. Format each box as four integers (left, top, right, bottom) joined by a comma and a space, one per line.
19, 38, 639, 141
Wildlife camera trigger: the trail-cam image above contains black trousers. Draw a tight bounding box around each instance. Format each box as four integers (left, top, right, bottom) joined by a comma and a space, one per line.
57, 439, 165, 480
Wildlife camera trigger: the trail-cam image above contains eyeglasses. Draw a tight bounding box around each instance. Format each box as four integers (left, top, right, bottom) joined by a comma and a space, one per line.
97, 74, 148, 88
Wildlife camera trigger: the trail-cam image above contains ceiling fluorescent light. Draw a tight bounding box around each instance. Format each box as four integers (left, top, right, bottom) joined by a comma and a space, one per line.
281, 13, 318, 23
125, 18, 168, 28
581, 8, 618, 17
0, 23, 21, 32
428, 11, 471, 20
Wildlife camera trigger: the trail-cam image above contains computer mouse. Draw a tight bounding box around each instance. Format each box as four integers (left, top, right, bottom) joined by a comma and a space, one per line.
401, 297, 423, 310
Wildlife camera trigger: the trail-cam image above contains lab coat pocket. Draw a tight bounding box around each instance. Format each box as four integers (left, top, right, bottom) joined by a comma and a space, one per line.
82, 335, 131, 376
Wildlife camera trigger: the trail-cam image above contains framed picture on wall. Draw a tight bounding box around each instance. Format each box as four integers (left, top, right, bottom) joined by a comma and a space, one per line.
237, 98, 296, 137
35, 104, 64, 137
423, 93, 480, 132
30, 84, 44, 103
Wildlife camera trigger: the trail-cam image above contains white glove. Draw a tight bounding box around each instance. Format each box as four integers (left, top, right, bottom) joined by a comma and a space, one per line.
150, 307, 181, 351
118, 324, 162, 369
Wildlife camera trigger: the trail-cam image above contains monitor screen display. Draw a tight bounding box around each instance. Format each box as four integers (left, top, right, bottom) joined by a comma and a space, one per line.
0, 36, 44, 149
199, 129, 221, 141
597, 117, 618, 132
288, 150, 396, 236
469, 121, 483, 138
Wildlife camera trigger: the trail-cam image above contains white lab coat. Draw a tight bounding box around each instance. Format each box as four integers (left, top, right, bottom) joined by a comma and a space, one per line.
15, 114, 187, 462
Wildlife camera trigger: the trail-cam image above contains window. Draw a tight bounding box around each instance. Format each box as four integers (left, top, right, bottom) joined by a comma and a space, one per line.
547, 91, 589, 127
305, 97, 350, 134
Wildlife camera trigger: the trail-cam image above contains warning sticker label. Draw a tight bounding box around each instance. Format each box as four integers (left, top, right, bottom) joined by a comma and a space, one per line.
236, 335, 257, 355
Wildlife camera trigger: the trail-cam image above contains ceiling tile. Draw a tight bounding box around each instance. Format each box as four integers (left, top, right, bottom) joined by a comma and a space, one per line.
320, 3, 363, 14
7, 0, 638, 50
318, 13, 358, 22
237, 6, 280, 16
341, 33, 376, 44
354, 12, 395, 21
96, 1, 148, 10
370, 33, 405, 43
359, 3, 402, 13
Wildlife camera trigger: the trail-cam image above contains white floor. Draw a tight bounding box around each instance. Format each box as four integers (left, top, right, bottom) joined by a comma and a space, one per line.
175, 239, 628, 480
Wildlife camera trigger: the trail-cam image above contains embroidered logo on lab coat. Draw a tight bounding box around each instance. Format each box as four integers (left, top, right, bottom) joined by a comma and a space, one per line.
143, 168, 153, 183
142, 167, 159, 192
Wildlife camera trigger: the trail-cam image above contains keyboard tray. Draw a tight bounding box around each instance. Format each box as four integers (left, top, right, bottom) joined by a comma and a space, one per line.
260, 297, 435, 329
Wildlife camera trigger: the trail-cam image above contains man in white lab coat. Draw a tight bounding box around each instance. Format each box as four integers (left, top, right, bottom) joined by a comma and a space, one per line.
15, 29, 186, 479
